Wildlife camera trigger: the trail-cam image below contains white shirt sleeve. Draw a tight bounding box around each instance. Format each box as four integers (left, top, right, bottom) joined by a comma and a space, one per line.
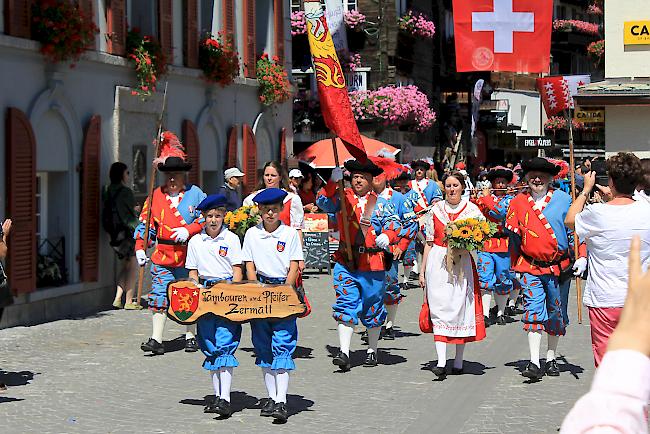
184, 237, 199, 270
228, 233, 243, 266
241, 230, 254, 262
288, 228, 304, 261
574, 204, 600, 241
289, 194, 305, 229
243, 191, 257, 207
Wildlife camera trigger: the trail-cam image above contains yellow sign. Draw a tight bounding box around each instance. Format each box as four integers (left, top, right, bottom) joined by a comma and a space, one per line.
574, 109, 605, 124
624, 21, 650, 45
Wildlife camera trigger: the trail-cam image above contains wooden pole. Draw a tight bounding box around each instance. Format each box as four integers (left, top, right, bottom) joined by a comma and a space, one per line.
136, 82, 169, 304
566, 109, 583, 324
331, 136, 354, 263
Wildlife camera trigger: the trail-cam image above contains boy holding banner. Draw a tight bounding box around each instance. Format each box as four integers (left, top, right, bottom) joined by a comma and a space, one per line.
242, 188, 304, 423
185, 194, 243, 418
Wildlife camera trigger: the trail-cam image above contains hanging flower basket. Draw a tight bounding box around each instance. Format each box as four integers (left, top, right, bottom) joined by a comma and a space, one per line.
587, 39, 604, 67
344, 10, 366, 31
256, 54, 292, 106
291, 11, 307, 36
398, 10, 436, 39
199, 32, 240, 86
126, 29, 168, 98
553, 20, 600, 36
31, 0, 99, 66
544, 116, 585, 132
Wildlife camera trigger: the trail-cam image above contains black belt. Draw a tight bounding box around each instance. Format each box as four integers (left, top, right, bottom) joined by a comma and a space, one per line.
352, 246, 384, 254
157, 239, 187, 246
492, 232, 507, 239
521, 251, 569, 268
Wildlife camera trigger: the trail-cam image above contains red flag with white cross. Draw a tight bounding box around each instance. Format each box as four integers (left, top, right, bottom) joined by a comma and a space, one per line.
453, 0, 553, 73
536, 76, 572, 117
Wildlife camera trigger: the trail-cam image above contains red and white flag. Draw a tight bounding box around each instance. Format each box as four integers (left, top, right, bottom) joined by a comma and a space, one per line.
537, 76, 572, 117
563, 74, 591, 108
453, 0, 553, 73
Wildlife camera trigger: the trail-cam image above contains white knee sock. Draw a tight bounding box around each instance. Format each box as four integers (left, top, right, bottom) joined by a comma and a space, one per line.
454, 344, 465, 369
402, 265, 412, 283
262, 367, 276, 401
528, 331, 543, 368
185, 324, 196, 340
413, 257, 420, 274
152, 312, 167, 343
337, 322, 354, 356
385, 304, 398, 329
547, 335, 560, 361
367, 327, 380, 353
218, 367, 233, 402
508, 288, 521, 307
481, 291, 492, 317
274, 369, 289, 404
495, 293, 508, 317
211, 371, 220, 398
435, 341, 447, 368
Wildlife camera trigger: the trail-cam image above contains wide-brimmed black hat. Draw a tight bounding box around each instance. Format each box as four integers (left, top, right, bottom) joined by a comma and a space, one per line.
158, 156, 192, 172
410, 160, 431, 170
486, 168, 514, 183
395, 171, 412, 181
521, 157, 561, 176
344, 159, 383, 177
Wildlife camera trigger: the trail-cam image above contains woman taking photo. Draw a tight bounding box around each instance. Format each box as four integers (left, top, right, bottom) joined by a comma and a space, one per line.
419, 171, 486, 379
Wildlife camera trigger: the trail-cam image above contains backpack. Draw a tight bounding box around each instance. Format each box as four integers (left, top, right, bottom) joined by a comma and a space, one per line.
102, 185, 127, 244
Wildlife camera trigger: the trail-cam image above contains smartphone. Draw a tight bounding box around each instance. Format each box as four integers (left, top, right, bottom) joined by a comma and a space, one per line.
590, 160, 608, 186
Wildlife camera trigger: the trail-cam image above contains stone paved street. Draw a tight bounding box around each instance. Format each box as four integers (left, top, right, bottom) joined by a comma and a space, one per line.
0, 271, 595, 433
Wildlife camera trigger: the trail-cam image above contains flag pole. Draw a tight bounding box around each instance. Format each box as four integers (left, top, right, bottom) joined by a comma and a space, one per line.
565, 108, 583, 324
136, 82, 169, 305
330, 134, 354, 263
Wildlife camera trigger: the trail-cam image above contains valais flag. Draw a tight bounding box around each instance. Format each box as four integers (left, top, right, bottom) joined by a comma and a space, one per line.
303, 0, 367, 162
453, 0, 553, 73
537, 75, 591, 117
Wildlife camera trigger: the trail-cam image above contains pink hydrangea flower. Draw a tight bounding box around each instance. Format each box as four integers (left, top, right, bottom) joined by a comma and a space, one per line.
398, 10, 436, 39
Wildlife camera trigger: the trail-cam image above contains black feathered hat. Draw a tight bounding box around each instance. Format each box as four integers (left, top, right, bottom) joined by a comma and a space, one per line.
344, 159, 383, 177
521, 157, 561, 176
486, 167, 514, 183
410, 160, 431, 170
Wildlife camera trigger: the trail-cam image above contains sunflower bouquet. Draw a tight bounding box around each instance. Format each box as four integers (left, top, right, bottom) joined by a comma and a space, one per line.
444, 218, 497, 252
224, 206, 261, 239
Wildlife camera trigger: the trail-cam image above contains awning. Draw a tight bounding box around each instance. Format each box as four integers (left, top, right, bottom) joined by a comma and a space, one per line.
574, 78, 650, 107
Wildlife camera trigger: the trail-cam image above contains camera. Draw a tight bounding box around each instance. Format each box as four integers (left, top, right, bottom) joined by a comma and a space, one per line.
590, 160, 608, 186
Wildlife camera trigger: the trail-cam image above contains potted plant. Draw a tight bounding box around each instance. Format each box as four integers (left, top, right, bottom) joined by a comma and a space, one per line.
126, 29, 167, 97
199, 32, 240, 86
256, 54, 292, 106
345, 10, 367, 50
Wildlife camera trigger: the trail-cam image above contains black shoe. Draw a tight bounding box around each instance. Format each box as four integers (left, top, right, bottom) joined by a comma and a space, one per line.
496, 315, 507, 325
504, 306, 515, 316
545, 360, 560, 377
489, 305, 498, 318
332, 351, 351, 371
484, 315, 493, 328
272, 402, 288, 422
141, 338, 164, 355
451, 367, 463, 375
383, 326, 396, 340
204, 396, 220, 413
409, 271, 419, 280
522, 362, 543, 380
363, 351, 378, 367
399, 283, 410, 291
431, 366, 447, 379
185, 337, 199, 352
216, 399, 233, 417
260, 398, 275, 417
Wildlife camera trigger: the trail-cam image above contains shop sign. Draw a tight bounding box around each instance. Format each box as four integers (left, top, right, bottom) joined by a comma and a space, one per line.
624, 21, 650, 45
574, 109, 604, 123
479, 110, 508, 129
345, 70, 367, 91
517, 136, 554, 148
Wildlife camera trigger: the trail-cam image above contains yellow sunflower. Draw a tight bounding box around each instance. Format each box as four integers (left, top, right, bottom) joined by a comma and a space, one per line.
459, 227, 471, 239
473, 228, 484, 242
481, 221, 491, 234
452, 229, 461, 238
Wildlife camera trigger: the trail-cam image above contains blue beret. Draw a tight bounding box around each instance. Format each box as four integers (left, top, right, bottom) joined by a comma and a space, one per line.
253, 188, 287, 205
197, 194, 228, 211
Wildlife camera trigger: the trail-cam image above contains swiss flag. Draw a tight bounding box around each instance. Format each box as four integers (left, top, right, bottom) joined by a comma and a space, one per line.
537, 76, 572, 117
453, 0, 553, 73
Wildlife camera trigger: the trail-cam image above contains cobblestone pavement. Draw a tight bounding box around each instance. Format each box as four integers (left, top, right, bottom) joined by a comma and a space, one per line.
0, 271, 595, 433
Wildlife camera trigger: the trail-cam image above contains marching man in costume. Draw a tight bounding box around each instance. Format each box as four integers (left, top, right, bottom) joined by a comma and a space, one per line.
185, 194, 243, 418
135, 131, 207, 355
242, 188, 304, 423
505, 157, 583, 380
475, 167, 517, 326
407, 160, 442, 283
394, 171, 420, 290
371, 157, 419, 340
316, 159, 401, 370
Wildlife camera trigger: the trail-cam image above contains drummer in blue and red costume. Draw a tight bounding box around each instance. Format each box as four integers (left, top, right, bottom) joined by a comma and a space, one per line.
505, 157, 586, 381
135, 131, 207, 356
316, 159, 401, 371
475, 166, 517, 326
371, 157, 419, 340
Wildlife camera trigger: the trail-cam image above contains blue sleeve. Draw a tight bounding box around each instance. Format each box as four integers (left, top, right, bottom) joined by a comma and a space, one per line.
397, 195, 419, 241
425, 182, 443, 202
316, 193, 340, 214
373, 200, 401, 237
488, 195, 513, 221
134, 221, 156, 245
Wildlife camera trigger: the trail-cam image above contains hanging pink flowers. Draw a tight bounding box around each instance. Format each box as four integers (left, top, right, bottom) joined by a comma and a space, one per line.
344, 10, 366, 30
553, 20, 600, 36
291, 11, 307, 36
349, 85, 437, 131
398, 10, 436, 39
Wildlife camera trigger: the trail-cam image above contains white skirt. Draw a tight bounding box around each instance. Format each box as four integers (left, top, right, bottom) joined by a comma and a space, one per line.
425, 244, 477, 338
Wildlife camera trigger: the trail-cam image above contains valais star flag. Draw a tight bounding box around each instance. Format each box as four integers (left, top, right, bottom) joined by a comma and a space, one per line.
303, 0, 367, 162
453, 0, 553, 73
537, 74, 591, 116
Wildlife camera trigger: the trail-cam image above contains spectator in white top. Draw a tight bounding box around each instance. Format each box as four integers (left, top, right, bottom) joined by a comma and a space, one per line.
634, 158, 650, 204
288, 169, 303, 195
565, 152, 650, 367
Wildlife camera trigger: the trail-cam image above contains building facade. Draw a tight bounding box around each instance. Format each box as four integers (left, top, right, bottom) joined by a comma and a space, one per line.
0, 0, 292, 328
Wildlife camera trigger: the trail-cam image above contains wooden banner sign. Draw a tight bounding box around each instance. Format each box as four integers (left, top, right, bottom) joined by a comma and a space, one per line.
166, 280, 307, 324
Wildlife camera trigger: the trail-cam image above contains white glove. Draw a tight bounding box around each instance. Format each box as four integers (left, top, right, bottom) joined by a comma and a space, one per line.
330, 167, 344, 183
171, 227, 190, 243
375, 233, 390, 250
573, 257, 588, 276
135, 250, 149, 266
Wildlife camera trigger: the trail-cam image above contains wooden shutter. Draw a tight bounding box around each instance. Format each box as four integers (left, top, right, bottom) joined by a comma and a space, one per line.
182, 119, 201, 186
106, 0, 126, 55
183, 0, 198, 68
242, 0, 256, 78
222, 0, 235, 41
5, 108, 36, 294
159, 0, 174, 60
274, 0, 285, 65
242, 124, 257, 195
80, 115, 101, 282
279, 127, 287, 166
4, 0, 31, 38
226, 124, 238, 170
